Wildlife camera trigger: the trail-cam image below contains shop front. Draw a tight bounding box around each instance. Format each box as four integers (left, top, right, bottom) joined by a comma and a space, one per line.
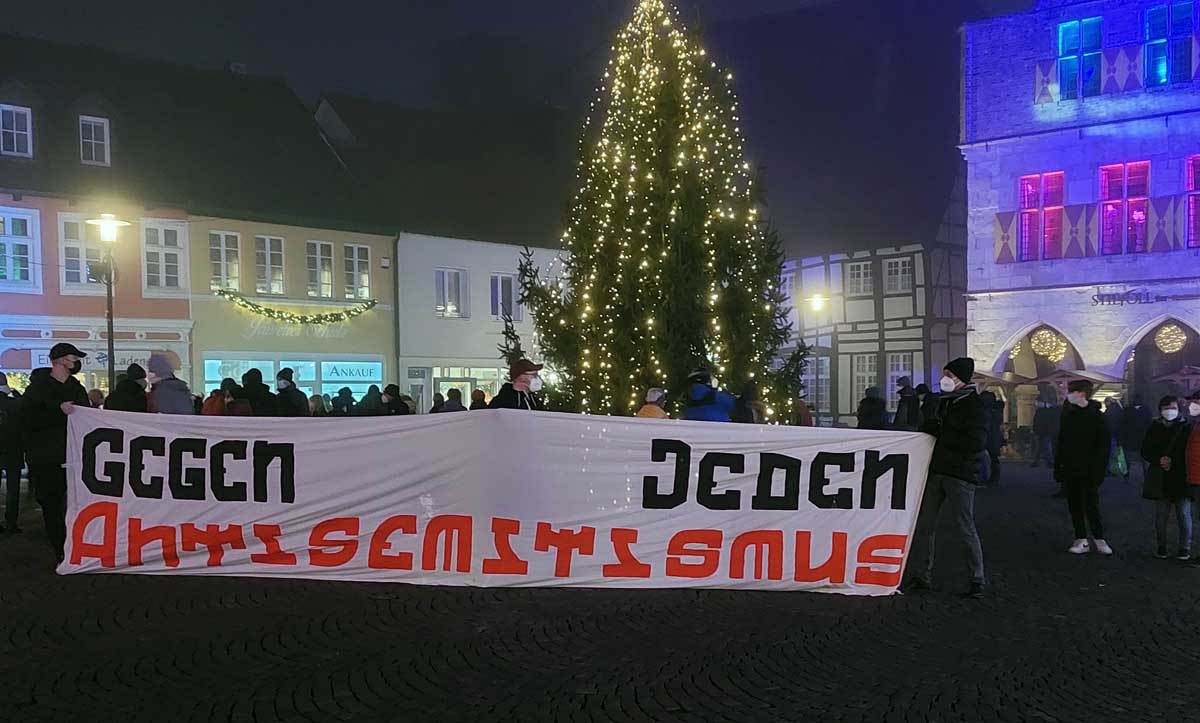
190, 293, 396, 400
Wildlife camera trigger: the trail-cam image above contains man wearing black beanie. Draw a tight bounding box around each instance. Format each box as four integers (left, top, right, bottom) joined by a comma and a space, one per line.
904, 356, 988, 599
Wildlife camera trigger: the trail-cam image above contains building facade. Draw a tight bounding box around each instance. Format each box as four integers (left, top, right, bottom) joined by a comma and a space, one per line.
0, 194, 192, 392
394, 233, 564, 410
963, 0, 1200, 415
786, 230, 967, 426
188, 216, 396, 397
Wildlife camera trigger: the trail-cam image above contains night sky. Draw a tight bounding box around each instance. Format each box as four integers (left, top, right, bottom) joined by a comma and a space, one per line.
9, 0, 1035, 252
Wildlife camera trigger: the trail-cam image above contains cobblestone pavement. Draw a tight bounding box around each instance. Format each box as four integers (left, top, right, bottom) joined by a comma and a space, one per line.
1, 465, 1198, 722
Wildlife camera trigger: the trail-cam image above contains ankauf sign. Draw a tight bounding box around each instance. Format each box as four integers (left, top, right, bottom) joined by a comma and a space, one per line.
62, 409, 934, 596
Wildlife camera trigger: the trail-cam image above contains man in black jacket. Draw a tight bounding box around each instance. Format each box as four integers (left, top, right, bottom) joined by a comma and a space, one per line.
490, 359, 545, 411
241, 368, 277, 417
21, 343, 91, 562
0, 372, 23, 533
904, 357, 988, 599
103, 363, 149, 413
1055, 380, 1112, 555
275, 368, 310, 417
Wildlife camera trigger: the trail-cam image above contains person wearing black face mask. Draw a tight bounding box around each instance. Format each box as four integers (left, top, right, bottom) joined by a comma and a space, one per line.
20, 342, 90, 564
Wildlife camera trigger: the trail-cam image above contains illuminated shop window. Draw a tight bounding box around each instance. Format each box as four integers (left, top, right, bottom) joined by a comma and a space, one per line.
1145, 3, 1194, 87
1017, 172, 1064, 261
1057, 17, 1102, 99
1099, 162, 1149, 254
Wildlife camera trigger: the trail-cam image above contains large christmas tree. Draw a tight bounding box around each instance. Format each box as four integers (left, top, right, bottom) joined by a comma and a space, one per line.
521, 0, 804, 419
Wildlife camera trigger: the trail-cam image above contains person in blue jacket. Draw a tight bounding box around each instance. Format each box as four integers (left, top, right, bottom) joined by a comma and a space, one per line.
683, 368, 735, 422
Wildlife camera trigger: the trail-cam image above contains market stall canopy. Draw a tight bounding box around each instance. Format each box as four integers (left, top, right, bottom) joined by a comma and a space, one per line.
972, 370, 1034, 386
1153, 365, 1200, 388
1033, 369, 1124, 387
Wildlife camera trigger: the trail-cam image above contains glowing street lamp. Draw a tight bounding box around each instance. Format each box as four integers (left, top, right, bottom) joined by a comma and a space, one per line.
85, 213, 131, 391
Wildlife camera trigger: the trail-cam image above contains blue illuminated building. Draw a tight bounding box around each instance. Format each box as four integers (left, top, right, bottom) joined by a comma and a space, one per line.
962, 0, 1200, 422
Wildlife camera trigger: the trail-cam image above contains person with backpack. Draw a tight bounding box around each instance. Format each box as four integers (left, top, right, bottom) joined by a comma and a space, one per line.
1141, 395, 1191, 560
0, 372, 24, 533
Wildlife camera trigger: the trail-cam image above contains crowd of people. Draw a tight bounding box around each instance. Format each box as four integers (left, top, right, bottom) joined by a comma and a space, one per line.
5, 343, 1200, 595
0, 345, 553, 563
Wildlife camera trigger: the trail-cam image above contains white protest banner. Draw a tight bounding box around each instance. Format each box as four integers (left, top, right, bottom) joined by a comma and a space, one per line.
62, 408, 933, 596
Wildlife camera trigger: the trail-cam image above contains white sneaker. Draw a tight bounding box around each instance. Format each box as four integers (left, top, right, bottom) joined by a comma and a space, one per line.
1093, 539, 1113, 556
1068, 539, 1090, 554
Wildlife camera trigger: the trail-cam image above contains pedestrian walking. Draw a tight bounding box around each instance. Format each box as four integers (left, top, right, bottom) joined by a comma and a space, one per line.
147, 354, 195, 414
105, 364, 149, 413
1103, 397, 1128, 480
636, 388, 670, 419
980, 390, 1005, 487
437, 388, 468, 413
429, 393, 445, 414
732, 380, 766, 424
331, 387, 356, 416
682, 368, 734, 422
1054, 380, 1113, 556
892, 376, 920, 431
240, 369, 278, 416
904, 357, 987, 599
856, 386, 888, 430
469, 389, 488, 410
1141, 396, 1191, 560
0, 372, 23, 534
490, 359, 546, 411
275, 368, 310, 417
1186, 391, 1200, 565
19, 343, 90, 563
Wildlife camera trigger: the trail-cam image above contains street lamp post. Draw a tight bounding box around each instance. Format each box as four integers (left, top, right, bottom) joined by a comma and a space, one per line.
807, 293, 826, 426
85, 214, 130, 392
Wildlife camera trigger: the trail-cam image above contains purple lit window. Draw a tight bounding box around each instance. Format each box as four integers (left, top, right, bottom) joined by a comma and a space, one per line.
1099, 162, 1150, 254
1016, 172, 1064, 261
1188, 155, 1200, 248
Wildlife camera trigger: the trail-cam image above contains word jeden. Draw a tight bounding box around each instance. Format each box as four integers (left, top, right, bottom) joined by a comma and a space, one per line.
81, 428, 295, 503
643, 439, 910, 511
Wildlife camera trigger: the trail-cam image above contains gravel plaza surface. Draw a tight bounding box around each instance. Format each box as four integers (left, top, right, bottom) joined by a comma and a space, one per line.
1, 463, 1197, 722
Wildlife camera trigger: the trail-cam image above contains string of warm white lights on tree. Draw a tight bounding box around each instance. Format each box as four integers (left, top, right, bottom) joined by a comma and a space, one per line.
519, 0, 802, 419
214, 289, 377, 325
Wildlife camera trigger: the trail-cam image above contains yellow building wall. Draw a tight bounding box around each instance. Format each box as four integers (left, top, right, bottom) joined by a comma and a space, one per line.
186, 215, 396, 395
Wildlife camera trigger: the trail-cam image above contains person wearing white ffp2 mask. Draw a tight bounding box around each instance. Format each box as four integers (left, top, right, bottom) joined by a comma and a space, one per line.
1143, 396, 1192, 561
905, 357, 988, 600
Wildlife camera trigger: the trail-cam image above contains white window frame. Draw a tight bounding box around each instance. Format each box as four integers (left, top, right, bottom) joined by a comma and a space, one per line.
490, 273, 522, 322
140, 219, 189, 297
0, 104, 33, 159
306, 241, 333, 298
801, 355, 830, 414
0, 206, 41, 294
885, 352, 914, 413
344, 244, 371, 300
435, 268, 468, 319
79, 115, 110, 167
852, 353, 878, 402
59, 213, 105, 296
884, 257, 914, 294
255, 235, 285, 295
209, 231, 240, 292
847, 261, 873, 296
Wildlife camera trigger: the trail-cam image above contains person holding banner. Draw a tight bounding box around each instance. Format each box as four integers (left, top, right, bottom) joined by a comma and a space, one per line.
905, 357, 988, 599
20, 343, 90, 563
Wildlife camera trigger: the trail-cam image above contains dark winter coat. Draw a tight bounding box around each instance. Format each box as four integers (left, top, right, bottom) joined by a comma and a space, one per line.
385, 398, 411, 416
104, 378, 148, 413
241, 382, 277, 417
856, 396, 888, 431
149, 377, 196, 415
918, 392, 940, 429
984, 397, 1006, 457
489, 383, 544, 411
0, 389, 23, 453
1119, 403, 1153, 451
1103, 403, 1124, 442
436, 399, 467, 413
921, 385, 987, 484
1054, 400, 1110, 486
892, 387, 921, 431
1033, 401, 1061, 437
276, 385, 310, 417
469, 400, 488, 411
1141, 418, 1191, 501
354, 391, 386, 416
20, 368, 90, 466
331, 391, 356, 416
682, 383, 734, 422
